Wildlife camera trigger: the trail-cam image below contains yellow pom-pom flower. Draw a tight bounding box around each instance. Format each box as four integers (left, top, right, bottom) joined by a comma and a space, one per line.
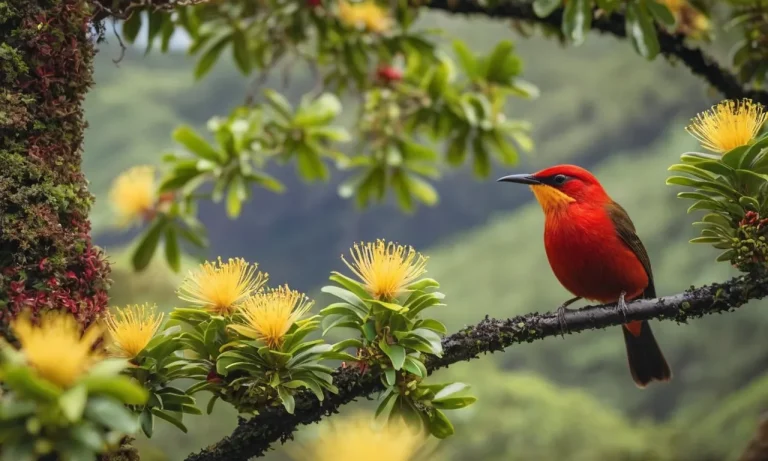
104, 303, 164, 359
12, 311, 103, 388
177, 257, 267, 316
342, 240, 428, 301
229, 285, 313, 349
686, 99, 767, 154
109, 165, 158, 227
288, 412, 428, 461
338, 0, 392, 33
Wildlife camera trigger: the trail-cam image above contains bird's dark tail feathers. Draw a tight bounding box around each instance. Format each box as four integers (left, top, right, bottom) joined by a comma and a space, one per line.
622, 320, 672, 388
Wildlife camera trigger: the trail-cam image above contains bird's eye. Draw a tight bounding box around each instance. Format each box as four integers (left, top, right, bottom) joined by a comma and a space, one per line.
553, 174, 567, 185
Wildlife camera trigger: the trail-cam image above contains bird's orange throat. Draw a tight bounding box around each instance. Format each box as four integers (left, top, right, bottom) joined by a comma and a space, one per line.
530, 185, 575, 214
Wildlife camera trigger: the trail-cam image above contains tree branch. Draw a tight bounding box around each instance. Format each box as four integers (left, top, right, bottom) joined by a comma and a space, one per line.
739, 412, 768, 461
421, 0, 768, 105
185, 274, 768, 461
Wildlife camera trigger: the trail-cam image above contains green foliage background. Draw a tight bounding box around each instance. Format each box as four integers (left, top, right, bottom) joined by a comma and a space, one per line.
83, 11, 767, 461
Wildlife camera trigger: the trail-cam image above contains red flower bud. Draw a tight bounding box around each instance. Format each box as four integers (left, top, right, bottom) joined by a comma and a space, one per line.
307, 0, 321, 7
376, 66, 402, 83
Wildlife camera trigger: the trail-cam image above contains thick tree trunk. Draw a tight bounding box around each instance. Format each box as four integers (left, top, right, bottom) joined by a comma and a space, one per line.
0, 0, 109, 337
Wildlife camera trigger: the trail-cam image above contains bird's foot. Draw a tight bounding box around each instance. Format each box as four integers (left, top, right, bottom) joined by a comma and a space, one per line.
617, 291, 629, 323
556, 297, 582, 338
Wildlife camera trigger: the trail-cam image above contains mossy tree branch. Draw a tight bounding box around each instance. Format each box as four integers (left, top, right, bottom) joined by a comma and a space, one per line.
0, 0, 110, 338
185, 274, 768, 461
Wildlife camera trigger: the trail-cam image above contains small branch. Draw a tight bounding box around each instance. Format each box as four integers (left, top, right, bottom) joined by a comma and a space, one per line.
185, 274, 768, 461
739, 413, 768, 461
420, 0, 768, 104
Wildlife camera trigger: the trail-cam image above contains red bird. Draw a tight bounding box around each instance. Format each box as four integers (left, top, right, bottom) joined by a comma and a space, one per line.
498, 164, 672, 387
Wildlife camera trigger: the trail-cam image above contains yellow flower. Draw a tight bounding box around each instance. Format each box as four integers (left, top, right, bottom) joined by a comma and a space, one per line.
109, 165, 157, 227
288, 412, 428, 461
338, 0, 392, 33
342, 240, 428, 300
104, 303, 164, 359
686, 99, 767, 153
12, 311, 103, 388
177, 257, 267, 316
229, 285, 313, 349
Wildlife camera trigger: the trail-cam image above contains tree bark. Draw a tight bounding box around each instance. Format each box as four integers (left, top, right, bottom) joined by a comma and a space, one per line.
0, 0, 109, 338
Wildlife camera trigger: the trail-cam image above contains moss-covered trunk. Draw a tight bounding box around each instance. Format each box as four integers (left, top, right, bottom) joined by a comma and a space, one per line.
0, 0, 109, 337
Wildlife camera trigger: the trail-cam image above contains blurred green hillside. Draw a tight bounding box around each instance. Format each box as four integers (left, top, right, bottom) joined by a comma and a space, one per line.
83, 12, 768, 461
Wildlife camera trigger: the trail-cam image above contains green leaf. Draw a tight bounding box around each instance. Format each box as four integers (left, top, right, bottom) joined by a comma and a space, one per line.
60, 385, 87, 422
375, 389, 398, 420
533, 0, 561, 17
194, 34, 231, 80
232, 29, 252, 74
206, 395, 219, 415
86, 358, 129, 377
70, 422, 104, 451
164, 226, 181, 272
226, 174, 247, 218
721, 145, 751, 168
85, 397, 140, 434
140, 409, 154, 437
646, 0, 675, 27
295, 94, 342, 126
434, 382, 470, 401
329, 272, 372, 302
379, 341, 406, 370
446, 128, 469, 166
486, 41, 515, 83
405, 175, 438, 206
173, 125, 225, 163
321, 286, 369, 312
363, 321, 377, 342
3, 366, 62, 401
415, 319, 447, 335
81, 376, 148, 405
263, 89, 294, 121
689, 236, 723, 244
626, 1, 660, 60
122, 12, 142, 44
371, 299, 407, 312
432, 396, 477, 410
150, 408, 188, 433
392, 169, 413, 213
666, 176, 700, 187
132, 217, 168, 271
472, 135, 491, 178
716, 249, 736, 262
403, 356, 427, 377
277, 386, 296, 414
562, 0, 592, 46
384, 368, 396, 386
452, 40, 479, 79
145, 10, 164, 54
429, 409, 455, 439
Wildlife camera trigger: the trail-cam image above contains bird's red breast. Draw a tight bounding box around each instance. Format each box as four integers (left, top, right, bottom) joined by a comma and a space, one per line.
542, 201, 649, 305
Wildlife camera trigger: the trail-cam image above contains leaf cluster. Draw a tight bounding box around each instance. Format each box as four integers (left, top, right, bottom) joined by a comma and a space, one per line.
667, 133, 768, 270
122, 326, 203, 437
320, 272, 475, 438
0, 351, 147, 461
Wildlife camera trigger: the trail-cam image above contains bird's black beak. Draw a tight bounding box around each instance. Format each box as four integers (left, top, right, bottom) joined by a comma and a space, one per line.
496, 173, 541, 185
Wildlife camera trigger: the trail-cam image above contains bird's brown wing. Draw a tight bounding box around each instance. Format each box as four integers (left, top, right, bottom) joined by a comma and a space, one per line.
605, 201, 656, 299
